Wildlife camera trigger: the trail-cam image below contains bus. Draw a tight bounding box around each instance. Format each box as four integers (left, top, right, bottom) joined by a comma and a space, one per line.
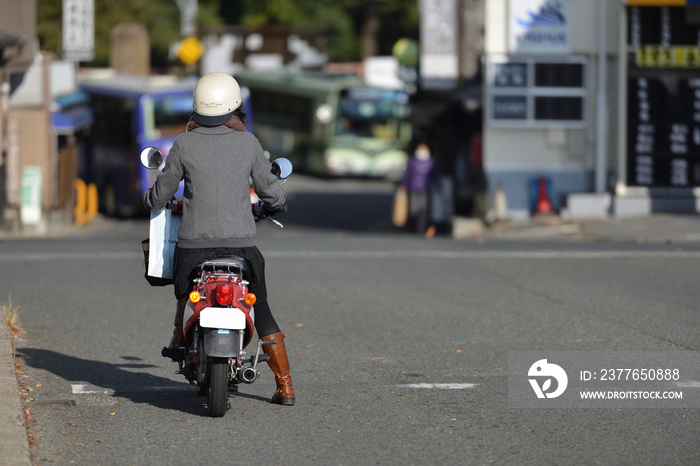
233, 69, 411, 179
80, 74, 253, 217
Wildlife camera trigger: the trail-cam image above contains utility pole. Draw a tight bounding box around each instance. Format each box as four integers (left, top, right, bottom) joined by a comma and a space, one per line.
175, 0, 198, 37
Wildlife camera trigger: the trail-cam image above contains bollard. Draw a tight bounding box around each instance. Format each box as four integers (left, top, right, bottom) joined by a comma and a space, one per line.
74, 179, 87, 226
86, 183, 98, 223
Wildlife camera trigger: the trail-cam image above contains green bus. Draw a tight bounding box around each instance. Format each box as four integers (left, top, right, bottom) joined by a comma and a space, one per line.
233, 69, 411, 179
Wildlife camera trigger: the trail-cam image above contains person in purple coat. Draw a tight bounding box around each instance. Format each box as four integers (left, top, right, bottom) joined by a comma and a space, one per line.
397, 143, 439, 237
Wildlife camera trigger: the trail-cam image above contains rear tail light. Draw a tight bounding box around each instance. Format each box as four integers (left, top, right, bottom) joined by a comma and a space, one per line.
216, 284, 234, 306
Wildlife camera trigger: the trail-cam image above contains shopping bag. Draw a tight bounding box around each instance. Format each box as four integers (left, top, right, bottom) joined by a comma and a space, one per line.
144, 206, 181, 285
392, 188, 408, 227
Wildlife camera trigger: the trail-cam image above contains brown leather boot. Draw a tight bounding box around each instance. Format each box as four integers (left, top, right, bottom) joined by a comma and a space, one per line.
261, 332, 295, 406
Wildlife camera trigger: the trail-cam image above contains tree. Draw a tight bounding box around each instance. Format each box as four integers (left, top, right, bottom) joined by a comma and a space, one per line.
235, 0, 418, 62
343, 0, 419, 60
37, 0, 222, 68
36, 0, 418, 66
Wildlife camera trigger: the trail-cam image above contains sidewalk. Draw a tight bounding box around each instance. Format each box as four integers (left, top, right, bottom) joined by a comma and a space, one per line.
0, 321, 30, 465
467, 213, 700, 243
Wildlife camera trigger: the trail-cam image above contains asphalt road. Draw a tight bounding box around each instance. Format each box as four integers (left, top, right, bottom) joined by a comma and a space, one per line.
1, 176, 699, 465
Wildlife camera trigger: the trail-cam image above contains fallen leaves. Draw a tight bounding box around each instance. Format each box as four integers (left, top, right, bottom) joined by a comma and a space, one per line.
23, 406, 40, 449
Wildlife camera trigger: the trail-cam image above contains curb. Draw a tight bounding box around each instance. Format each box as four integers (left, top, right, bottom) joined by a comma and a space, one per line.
484, 217, 582, 239
0, 322, 30, 465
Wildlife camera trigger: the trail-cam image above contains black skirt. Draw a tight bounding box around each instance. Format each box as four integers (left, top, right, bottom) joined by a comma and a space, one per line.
173, 244, 267, 302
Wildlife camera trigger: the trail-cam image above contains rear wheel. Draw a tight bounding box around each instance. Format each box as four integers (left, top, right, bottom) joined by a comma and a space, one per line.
207, 357, 228, 417
193, 329, 208, 396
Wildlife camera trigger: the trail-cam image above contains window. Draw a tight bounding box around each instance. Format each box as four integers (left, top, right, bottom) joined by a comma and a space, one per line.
487, 56, 587, 127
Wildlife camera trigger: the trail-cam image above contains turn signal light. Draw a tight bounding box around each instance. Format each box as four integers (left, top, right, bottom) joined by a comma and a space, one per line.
189, 291, 201, 303
244, 293, 256, 305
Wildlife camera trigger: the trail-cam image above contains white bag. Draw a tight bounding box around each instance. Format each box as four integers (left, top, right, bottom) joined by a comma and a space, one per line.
148, 207, 181, 279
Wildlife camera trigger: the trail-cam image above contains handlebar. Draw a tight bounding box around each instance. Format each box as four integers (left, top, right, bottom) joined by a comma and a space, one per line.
165, 199, 283, 227
252, 200, 284, 228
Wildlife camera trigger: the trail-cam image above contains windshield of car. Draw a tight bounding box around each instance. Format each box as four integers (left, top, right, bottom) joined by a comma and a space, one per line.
148, 94, 193, 139
336, 88, 409, 140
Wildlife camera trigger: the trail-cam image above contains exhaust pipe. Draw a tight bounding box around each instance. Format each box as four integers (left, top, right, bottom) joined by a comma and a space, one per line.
239, 367, 258, 384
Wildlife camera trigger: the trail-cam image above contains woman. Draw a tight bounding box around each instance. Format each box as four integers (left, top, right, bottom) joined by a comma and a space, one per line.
397, 142, 439, 238
143, 72, 294, 406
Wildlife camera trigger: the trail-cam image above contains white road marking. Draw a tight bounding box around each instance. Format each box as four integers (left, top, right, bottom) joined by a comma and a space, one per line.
71, 383, 188, 395
266, 250, 700, 260
675, 380, 700, 388
0, 252, 143, 262
0, 249, 698, 262
394, 383, 478, 390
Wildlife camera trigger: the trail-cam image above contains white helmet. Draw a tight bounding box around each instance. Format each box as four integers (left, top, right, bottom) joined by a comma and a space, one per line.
192, 72, 242, 126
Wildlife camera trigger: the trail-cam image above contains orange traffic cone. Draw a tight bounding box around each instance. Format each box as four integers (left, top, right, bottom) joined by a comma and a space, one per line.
535, 175, 553, 215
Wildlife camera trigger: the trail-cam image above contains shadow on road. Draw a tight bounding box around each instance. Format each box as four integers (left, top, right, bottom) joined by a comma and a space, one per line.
18, 348, 215, 417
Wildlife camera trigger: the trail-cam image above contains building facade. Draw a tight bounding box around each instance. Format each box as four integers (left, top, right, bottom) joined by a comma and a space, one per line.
484, 0, 700, 219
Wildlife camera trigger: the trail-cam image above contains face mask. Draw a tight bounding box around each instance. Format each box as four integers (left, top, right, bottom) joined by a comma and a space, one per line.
415, 149, 431, 160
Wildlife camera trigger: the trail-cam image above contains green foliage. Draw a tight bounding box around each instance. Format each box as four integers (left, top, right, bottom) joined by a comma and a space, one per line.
36, 0, 417, 66
37, 0, 221, 68
238, 0, 417, 61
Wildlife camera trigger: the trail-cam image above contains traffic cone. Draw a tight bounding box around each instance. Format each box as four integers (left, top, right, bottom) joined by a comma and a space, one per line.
535, 175, 553, 215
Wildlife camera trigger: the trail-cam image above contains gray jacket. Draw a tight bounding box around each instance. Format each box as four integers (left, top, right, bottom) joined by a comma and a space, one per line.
143, 125, 286, 248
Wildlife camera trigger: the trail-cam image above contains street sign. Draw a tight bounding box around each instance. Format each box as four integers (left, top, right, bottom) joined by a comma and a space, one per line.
62, 0, 95, 61
419, 0, 459, 90
177, 36, 204, 65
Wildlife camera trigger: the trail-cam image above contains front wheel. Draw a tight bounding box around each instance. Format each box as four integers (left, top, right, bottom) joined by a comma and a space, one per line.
207, 357, 228, 417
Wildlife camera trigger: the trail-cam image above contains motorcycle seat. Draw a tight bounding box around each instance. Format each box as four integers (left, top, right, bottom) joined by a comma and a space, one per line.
198, 256, 251, 279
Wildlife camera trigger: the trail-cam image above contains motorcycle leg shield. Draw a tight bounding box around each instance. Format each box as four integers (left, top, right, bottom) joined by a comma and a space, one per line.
261, 332, 295, 406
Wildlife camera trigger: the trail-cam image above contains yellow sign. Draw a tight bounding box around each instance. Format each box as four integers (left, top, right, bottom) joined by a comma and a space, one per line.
636, 46, 700, 67
177, 36, 204, 65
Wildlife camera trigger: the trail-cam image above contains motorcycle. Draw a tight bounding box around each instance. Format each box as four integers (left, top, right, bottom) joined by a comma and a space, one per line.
139, 146, 292, 417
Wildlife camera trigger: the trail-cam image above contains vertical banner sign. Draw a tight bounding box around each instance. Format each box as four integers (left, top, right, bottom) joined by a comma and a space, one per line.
419, 0, 458, 90
509, 0, 570, 55
62, 0, 95, 61
20, 167, 42, 226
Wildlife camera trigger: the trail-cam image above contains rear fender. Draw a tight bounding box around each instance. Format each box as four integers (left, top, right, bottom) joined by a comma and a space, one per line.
203, 328, 244, 358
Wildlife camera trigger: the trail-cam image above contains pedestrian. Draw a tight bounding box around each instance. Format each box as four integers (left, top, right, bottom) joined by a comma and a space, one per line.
142, 72, 294, 406
397, 142, 439, 238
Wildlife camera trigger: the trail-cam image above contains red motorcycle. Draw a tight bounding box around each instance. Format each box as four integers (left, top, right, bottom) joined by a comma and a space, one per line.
140, 146, 292, 417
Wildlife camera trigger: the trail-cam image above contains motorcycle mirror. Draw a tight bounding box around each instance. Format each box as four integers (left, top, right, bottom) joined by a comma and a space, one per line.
271, 158, 293, 179
139, 146, 163, 170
